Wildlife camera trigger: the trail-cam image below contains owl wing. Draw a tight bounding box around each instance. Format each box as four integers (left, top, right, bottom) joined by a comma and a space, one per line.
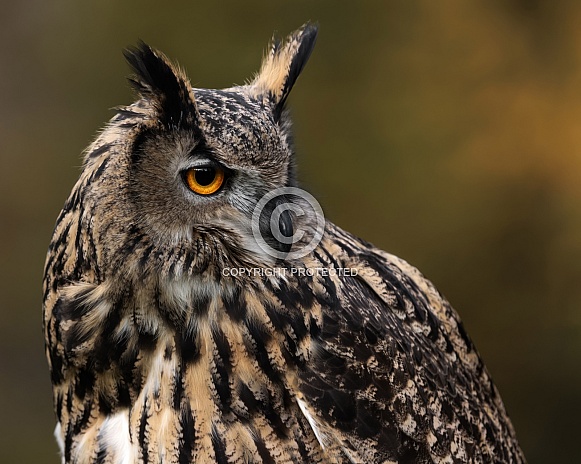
298, 222, 525, 463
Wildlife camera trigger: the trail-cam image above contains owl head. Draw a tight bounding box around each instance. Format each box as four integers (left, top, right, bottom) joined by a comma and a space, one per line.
74, 24, 319, 282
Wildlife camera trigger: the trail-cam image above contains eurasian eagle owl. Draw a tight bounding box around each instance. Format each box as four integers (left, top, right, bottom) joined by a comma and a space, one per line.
43, 23, 525, 463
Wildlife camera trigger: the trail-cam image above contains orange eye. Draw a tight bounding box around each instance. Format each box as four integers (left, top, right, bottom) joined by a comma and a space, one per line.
183, 166, 225, 195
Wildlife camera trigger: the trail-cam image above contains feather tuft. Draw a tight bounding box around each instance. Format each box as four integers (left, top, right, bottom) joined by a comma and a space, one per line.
251, 23, 318, 120
123, 41, 199, 129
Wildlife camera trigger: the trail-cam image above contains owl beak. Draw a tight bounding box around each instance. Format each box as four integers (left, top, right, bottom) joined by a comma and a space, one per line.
258, 195, 294, 258
277, 208, 294, 255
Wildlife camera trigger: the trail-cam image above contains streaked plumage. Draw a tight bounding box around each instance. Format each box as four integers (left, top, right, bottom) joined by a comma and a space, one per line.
43, 23, 526, 463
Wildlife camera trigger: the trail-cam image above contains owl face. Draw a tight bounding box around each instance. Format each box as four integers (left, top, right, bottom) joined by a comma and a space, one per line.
79, 26, 318, 278
128, 88, 292, 246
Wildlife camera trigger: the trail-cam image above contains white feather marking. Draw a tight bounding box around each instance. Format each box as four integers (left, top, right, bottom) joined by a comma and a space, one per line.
98, 411, 134, 464
296, 398, 326, 450
54, 423, 65, 464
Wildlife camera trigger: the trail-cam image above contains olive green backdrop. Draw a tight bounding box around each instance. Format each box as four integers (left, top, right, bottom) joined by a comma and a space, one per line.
1, 1, 580, 462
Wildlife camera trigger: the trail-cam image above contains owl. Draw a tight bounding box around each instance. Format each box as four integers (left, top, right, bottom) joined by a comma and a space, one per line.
43, 23, 526, 463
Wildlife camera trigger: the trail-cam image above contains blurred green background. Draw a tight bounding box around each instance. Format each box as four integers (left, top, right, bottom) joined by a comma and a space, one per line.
1, 1, 580, 462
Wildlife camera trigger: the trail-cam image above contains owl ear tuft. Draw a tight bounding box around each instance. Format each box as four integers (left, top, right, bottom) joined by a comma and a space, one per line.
251, 23, 318, 120
124, 41, 199, 129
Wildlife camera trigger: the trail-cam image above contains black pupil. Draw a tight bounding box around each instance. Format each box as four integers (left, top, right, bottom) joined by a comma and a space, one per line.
195, 167, 216, 186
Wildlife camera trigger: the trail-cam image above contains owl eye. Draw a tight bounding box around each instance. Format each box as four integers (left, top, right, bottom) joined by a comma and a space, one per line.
183, 165, 225, 195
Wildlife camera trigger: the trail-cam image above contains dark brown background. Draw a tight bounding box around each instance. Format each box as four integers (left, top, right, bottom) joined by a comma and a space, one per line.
1, 1, 580, 462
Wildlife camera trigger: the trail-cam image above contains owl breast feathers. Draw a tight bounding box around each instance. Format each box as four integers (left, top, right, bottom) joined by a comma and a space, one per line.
43, 23, 526, 464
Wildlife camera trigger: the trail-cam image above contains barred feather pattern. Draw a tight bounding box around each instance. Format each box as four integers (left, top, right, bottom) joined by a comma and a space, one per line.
43, 24, 526, 464
43, 166, 524, 463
